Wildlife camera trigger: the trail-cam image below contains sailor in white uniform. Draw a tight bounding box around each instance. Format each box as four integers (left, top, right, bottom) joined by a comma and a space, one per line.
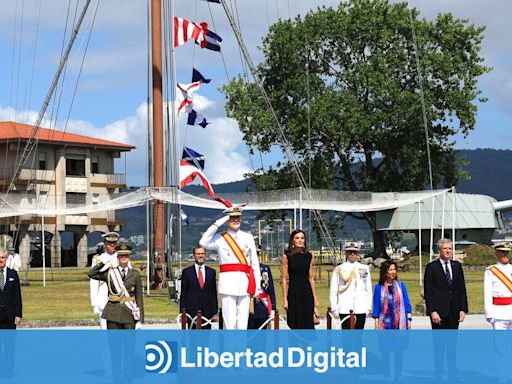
199, 207, 261, 329
329, 242, 372, 329
90, 232, 119, 329
485, 242, 512, 330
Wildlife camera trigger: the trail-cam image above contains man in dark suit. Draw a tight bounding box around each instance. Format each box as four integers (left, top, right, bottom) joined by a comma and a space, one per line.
424, 238, 468, 329
248, 263, 276, 329
0, 249, 22, 329
424, 238, 468, 381
180, 245, 218, 329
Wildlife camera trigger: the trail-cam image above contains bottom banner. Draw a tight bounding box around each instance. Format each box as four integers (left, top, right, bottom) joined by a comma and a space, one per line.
0, 330, 509, 383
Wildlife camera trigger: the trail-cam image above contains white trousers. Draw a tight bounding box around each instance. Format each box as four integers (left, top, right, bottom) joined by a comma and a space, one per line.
99, 316, 108, 330
493, 319, 512, 330
221, 294, 250, 330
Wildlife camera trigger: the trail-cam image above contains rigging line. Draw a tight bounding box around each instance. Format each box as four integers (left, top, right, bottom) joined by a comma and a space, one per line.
408, 7, 433, 191
22, 0, 42, 121
8, 0, 20, 122
48, 0, 78, 134
220, 2, 338, 262
206, 2, 230, 80
13, 0, 26, 125
265, 0, 271, 29
231, 0, 249, 82
2, 0, 93, 203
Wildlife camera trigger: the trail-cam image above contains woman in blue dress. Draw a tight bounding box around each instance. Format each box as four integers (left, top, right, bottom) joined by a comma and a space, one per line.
373, 260, 412, 329
373, 260, 412, 381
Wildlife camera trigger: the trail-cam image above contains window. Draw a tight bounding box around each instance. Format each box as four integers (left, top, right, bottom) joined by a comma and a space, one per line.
92, 193, 100, 205
39, 152, 47, 170
66, 192, 86, 206
91, 156, 99, 174
66, 159, 85, 176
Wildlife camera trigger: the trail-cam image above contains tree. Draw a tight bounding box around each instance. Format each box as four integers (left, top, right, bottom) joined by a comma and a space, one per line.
222, 0, 490, 256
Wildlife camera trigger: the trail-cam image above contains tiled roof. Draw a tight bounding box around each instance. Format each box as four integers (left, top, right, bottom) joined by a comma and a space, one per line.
0, 121, 135, 150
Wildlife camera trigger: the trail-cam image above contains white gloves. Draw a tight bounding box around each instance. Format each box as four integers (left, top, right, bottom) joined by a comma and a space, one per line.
92, 306, 102, 315
214, 215, 229, 227
270, 310, 275, 318
100, 257, 119, 272
332, 309, 339, 317
135, 321, 143, 330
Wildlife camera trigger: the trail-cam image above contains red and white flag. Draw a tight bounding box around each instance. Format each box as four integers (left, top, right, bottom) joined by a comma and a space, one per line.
176, 82, 201, 114
174, 17, 208, 48
179, 160, 232, 208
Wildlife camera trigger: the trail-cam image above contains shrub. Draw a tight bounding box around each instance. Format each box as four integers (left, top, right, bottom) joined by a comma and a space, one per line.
463, 244, 496, 266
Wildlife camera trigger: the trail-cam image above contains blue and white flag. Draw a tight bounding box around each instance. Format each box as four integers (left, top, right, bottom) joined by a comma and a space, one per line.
187, 109, 209, 128
180, 209, 190, 226
182, 147, 205, 170
192, 68, 211, 84
204, 30, 222, 51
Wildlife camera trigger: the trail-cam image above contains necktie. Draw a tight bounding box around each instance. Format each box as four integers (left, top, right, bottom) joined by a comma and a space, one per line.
122, 268, 126, 280
0, 269, 4, 291
444, 261, 452, 285
198, 267, 204, 289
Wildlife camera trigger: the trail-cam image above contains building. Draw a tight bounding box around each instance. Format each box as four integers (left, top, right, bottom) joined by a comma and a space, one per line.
0, 121, 135, 268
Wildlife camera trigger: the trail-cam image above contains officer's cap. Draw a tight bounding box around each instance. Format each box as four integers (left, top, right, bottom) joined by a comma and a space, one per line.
102, 231, 120, 242
223, 206, 243, 217
344, 242, 360, 252
494, 242, 511, 252
116, 242, 132, 256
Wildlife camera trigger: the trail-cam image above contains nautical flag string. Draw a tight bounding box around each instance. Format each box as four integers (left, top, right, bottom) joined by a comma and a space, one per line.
198, 29, 222, 52
182, 147, 205, 170
176, 82, 202, 114
187, 109, 209, 128
180, 209, 190, 226
179, 160, 232, 208
192, 68, 211, 84
174, 17, 206, 48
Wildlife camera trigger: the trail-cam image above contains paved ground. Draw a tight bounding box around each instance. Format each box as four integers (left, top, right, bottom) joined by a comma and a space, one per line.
26, 314, 491, 330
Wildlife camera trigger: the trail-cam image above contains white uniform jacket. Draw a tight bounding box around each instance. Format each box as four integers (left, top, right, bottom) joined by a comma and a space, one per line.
329, 261, 372, 315
90, 252, 117, 310
7, 253, 21, 272
484, 262, 512, 321
200, 217, 261, 296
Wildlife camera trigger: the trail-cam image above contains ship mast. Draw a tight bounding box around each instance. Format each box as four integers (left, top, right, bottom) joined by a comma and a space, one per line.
151, 0, 165, 286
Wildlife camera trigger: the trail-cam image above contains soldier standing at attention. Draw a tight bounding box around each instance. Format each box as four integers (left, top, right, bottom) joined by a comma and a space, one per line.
200, 207, 261, 330
90, 232, 119, 329
329, 242, 373, 329
485, 242, 512, 329
88, 242, 143, 329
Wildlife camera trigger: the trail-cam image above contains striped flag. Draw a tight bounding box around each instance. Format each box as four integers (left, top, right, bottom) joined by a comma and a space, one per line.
174, 17, 207, 48
179, 160, 232, 208
187, 109, 209, 128
197, 29, 222, 52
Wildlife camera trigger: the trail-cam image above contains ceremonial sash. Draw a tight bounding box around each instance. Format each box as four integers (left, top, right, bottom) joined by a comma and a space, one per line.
493, 297, 512, 305
490, 266, 512, 294
257, 293, 272, 315
107, 268, 141, 321
219, 264, 256, 295
220, 232, 256, 295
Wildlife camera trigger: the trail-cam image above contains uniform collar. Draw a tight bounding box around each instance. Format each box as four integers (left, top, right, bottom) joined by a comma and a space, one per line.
227, 229, 240, 236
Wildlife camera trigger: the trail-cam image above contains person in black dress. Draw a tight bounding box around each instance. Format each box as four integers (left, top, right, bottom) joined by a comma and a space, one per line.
282, 229, 319, 329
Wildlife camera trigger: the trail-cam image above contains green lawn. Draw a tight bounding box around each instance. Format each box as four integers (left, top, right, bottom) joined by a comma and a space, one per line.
18, 264, 486, 323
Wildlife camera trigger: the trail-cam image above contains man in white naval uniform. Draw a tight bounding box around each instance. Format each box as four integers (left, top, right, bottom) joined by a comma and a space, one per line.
485, 242, 512, 329
90, 232, 119, 329
329, 242, 372, 329
200, 207, 261, 329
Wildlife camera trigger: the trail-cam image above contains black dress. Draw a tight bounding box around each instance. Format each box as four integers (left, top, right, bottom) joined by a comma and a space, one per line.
286, 251, 314, 329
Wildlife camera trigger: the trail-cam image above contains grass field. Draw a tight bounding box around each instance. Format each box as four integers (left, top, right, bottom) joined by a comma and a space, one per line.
19, 263, 486, 324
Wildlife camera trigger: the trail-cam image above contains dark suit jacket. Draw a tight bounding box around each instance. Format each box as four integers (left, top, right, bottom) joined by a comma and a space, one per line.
180, 265, 218, 320
88, 264, 144, 324
424, 259, 468, 318
0, 268, 22, 321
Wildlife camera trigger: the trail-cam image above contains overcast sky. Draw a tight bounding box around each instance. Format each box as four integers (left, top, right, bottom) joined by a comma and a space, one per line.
0, 0, 511, 187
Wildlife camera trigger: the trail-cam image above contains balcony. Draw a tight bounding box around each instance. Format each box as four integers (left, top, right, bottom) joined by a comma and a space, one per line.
90, 173, 126, 189
0, 168, 55, 186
